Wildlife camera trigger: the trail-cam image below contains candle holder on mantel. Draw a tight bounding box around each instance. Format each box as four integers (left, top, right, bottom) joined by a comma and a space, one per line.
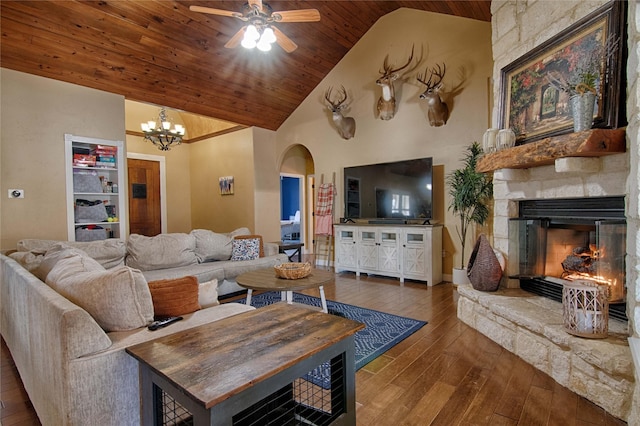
562, 280, 609, 339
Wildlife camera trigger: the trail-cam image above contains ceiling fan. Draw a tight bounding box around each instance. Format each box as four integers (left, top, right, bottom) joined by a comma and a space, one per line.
190, 1, 320, 53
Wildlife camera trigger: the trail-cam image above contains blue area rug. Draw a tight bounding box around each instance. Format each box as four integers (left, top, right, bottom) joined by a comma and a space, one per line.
235, 291, 426, 388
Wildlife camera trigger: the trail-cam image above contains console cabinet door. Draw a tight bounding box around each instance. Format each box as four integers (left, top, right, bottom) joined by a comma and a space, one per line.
378, 229, 399, 273
335, 227, 357, 270
358, 229, 378, 270
403, 230, 427, 278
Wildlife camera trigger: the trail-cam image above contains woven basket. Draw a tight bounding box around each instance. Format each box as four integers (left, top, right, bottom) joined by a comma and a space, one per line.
467, 234, 503, 291
274, 262, 311, 280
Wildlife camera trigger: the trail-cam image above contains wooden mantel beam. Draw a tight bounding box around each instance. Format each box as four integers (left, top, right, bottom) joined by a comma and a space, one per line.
476, 128, 626, 173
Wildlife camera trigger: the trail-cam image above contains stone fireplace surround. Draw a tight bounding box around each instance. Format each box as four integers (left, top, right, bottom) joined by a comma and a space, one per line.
457, 143, 633, 420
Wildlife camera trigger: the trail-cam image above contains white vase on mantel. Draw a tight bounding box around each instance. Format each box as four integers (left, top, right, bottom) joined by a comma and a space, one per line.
497, 129, 516, 151
452, 267, 471, 286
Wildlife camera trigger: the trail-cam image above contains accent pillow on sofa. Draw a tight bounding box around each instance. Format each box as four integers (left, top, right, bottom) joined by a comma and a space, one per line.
147, 276, 201, 318
126, 233, 198, 271
230, 238, 261, 261
45, 251, 154, 331
233, 234, 265, 257
191, 229, 233, 262
199, 278, 219, 308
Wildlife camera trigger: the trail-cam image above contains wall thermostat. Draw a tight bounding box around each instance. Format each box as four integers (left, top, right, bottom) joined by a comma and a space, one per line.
8, 189, 24, 198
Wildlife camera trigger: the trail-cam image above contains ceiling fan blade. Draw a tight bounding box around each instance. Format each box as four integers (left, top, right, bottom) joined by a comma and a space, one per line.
272, 9, 321, 23
224, 27, 246, 49
247, 0, 263, 12
273, 27, 298, 53
189, 5, 240, 18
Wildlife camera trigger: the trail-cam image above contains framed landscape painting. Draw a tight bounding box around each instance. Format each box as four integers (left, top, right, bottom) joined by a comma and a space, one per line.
499, 0, 625, 144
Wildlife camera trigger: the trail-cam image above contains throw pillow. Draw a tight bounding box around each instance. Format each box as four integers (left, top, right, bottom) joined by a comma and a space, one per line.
233, 234, 265, 257
230, 238, 261, 261
198, 279, 219, 308
34, 244, 104, 281
126, 233, 198, 271
190, 229, 233, 262
147, 276, 201, 318
46, 254, 154, 332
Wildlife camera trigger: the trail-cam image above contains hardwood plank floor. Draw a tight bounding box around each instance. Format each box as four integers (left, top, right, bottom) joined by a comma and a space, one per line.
0, 272, 627, 425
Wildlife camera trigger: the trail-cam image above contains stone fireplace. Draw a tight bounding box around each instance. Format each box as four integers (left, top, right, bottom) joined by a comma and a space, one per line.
457, 137, 633, 420
461, 0, 640, 422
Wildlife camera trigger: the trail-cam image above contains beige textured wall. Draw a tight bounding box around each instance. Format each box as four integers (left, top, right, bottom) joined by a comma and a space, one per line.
252, 127, 281, 242
0, 69, 125, 250
126, 135, 193, 233
276, 8, 493, 274
189, 128, 255, 233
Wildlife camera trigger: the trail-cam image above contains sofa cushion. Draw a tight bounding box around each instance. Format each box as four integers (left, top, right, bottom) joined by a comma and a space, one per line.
230, 238, 260, 261
34, 245, 105, 281
148, 276, 201, 318
141, 263, 226, 284
126, 233, 198, 271
229, 227, 251, 238
233, 234, 265, 257
191, 229, 233, 262
46, 252, 154, 331
17, 238, 126, 269
199, 279, 219, 308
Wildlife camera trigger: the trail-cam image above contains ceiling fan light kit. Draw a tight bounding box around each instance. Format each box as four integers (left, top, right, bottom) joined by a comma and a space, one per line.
190, 1, 320, 53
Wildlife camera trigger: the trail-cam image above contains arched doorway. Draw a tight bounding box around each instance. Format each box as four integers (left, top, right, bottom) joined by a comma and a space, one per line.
279, 145, 314, 256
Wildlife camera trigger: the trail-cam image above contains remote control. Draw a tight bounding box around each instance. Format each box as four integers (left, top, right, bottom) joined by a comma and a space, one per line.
148, 316, 183, 331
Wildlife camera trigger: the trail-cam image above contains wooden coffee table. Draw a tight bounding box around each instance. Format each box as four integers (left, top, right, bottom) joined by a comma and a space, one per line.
236, 267, 334, 313
126, 303, 364, 425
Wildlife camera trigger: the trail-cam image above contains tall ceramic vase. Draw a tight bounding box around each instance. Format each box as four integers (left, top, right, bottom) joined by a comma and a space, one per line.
571, 92, 596, 132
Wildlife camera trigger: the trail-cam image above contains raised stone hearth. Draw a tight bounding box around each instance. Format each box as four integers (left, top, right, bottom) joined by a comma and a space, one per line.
457, 285, 633, 420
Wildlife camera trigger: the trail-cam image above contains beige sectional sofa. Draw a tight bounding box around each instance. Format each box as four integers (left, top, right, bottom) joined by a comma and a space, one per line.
1, 229, 289, 425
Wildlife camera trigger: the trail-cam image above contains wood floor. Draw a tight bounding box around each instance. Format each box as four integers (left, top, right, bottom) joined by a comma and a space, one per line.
1, 272, 627, 425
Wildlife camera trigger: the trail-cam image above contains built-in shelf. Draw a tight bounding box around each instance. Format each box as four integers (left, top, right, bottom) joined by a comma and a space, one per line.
476, 128, 626, 173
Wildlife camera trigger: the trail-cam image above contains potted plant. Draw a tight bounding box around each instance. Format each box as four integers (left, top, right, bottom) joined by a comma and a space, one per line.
547, 34, 618, 132
446, 141, 493, 285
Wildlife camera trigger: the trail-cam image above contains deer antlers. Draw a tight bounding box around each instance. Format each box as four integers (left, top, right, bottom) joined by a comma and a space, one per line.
417, 63, 446, 91
379, 45, 415, 77
324, 86, 348, 110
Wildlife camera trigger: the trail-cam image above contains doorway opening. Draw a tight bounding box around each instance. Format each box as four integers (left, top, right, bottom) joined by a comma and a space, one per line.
280, 174, 303, 243
127, 153, 167, 236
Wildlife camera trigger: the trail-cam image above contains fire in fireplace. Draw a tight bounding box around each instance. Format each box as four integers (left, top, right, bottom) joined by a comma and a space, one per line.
509, 196, 626, 321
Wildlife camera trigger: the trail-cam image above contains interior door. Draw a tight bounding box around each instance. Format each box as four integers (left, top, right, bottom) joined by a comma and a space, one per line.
128, 158, 161, 236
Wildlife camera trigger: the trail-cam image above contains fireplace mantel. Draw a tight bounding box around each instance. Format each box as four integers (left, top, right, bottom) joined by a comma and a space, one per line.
477, 128, 626, 173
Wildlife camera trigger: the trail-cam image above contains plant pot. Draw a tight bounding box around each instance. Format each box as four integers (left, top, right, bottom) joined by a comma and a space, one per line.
452, 267, 470, 286
570, 92, 596, 132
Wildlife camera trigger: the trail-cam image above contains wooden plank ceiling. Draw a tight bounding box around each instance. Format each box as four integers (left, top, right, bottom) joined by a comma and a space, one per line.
1, 1, 491, 131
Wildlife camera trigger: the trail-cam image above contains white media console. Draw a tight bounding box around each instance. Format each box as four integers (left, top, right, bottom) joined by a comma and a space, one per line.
333, 224, 443, 286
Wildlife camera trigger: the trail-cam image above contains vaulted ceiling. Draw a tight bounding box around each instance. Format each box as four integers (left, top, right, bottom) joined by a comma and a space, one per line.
1, 1, 491, 131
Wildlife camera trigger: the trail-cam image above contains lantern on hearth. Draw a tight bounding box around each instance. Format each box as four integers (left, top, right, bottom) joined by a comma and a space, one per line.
562, 279, 608, 338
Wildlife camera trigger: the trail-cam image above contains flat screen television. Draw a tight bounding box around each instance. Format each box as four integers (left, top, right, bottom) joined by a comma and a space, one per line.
343, 157, 433, 223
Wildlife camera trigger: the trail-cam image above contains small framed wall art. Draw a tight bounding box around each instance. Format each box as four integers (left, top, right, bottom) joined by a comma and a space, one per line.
219, 176, 234, 195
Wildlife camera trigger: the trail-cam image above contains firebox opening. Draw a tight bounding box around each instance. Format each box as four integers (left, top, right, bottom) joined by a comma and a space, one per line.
510, 197, 627, 322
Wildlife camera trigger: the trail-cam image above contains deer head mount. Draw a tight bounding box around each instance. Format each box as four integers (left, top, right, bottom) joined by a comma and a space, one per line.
376, 45, 415, 120
324, 86, 356, 140
417, 63, 449, 127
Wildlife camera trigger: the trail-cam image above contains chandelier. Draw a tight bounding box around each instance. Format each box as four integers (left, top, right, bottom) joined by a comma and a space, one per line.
140, 107, 186, 151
